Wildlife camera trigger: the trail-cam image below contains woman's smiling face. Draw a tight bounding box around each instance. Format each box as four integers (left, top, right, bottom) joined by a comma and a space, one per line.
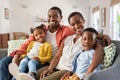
69, 14, 85, 36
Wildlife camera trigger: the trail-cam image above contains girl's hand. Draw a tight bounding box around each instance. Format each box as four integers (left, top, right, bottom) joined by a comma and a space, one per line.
31, 57, 39, 61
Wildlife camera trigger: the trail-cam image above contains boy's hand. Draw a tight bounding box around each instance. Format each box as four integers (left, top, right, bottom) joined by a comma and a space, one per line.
71, 74, 80, 80
60, 71, 71, 80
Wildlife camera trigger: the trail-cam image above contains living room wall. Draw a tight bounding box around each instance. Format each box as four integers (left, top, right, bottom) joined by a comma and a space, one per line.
89, 0, 111, 35
0, 0, 91, 39
9, 0, 90, 35
0, 0, 10, 34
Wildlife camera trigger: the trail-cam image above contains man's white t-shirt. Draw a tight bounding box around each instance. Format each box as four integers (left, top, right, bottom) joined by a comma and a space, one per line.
46, 30, 58, 58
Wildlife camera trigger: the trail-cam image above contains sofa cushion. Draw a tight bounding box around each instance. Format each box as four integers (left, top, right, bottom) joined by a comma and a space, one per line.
7, 40, 26, 56
102, 43, 116, 69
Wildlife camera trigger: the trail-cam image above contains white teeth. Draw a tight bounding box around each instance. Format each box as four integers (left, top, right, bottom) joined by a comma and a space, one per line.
50, 22, 55, 24
76, 29, 80, 32
50, 22, 55, 25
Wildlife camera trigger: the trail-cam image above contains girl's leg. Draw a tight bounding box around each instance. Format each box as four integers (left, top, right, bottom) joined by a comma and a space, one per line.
19, 56, 30, 72
28, 59, 49, 73
9, 63, 21, 80
19, 73, 35, 80
0, 56, 13, 80
18, 60, 39, 80
28, 60, 39, 74
10, 57, 30, 80
20, 60, 49, 80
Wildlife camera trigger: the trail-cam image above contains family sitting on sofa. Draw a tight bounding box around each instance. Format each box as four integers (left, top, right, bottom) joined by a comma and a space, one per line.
0, 6, 112, 80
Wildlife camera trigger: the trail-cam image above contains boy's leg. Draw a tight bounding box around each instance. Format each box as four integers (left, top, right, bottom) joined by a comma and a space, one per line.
0, 56, 13, 80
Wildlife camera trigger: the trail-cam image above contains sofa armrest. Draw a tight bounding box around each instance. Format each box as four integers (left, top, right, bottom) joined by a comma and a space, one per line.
0, 48, 8, 60
84, 54, 120, 80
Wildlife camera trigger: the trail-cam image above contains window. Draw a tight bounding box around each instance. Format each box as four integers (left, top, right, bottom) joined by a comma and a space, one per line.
110, 3, 120, 40
92, 6, 100, 30
92, 11, 100, 30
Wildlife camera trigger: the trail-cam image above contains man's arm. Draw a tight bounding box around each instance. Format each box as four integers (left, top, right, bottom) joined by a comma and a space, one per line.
40, 38, 65, 78
12, 53, 21, 65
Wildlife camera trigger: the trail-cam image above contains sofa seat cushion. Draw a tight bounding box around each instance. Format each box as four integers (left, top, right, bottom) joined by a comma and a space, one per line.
0, 48, 8, 60
102, 43, 116, 69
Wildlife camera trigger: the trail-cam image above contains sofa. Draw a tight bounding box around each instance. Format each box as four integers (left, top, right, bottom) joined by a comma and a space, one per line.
85, 40, 120, 80
0, 48, 8, 60
0, 40, 120, 80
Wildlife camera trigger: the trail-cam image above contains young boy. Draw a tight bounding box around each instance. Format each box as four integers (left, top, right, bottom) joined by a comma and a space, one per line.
62, 27, 101, 80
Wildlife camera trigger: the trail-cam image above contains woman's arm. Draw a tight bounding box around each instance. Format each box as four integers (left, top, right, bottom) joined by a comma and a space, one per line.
85, 42, 104, 77
40, 38, 65, 78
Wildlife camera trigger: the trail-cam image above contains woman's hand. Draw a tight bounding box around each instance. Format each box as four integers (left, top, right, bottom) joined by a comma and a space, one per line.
60, 71, 71, 80
40, 68, 53, 79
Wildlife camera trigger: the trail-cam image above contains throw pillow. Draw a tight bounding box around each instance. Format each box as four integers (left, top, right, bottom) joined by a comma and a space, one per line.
102, 43, 116, 70
7, 40, 26, 56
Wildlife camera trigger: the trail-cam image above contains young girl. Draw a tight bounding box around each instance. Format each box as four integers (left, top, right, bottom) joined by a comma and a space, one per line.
62, 27, 101, 80
9, 24, 52, 80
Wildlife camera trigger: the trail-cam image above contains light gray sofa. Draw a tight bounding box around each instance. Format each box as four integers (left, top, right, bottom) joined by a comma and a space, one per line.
0, 40, 120, 80
85, 40, 120, 80
0, 48, 7, 60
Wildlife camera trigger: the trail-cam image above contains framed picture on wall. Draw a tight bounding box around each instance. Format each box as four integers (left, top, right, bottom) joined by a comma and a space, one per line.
4, 8, 9, 19
101, 8, 106, 27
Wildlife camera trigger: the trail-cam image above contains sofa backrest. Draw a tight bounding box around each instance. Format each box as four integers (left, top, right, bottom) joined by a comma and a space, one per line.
111, 40, 120, 64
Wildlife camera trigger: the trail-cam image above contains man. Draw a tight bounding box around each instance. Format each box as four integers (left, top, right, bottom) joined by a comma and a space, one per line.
0, 6, 74, 80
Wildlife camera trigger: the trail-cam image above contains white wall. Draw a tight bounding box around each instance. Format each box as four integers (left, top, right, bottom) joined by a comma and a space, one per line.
10, 0, 89, 34
0, 0, 114, 38
89, 0, 111, 35
0, 0, 10, 34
